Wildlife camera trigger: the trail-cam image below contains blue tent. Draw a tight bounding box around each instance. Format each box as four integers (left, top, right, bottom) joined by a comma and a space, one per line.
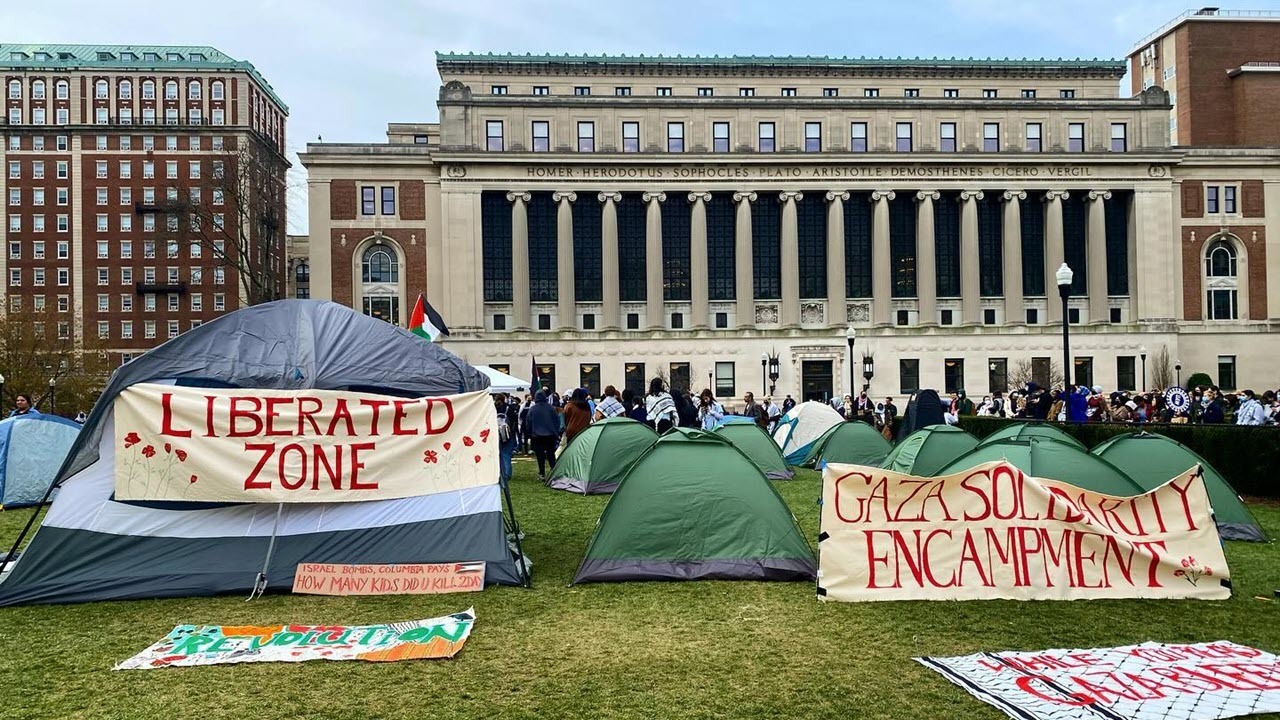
0, 414, 81, 508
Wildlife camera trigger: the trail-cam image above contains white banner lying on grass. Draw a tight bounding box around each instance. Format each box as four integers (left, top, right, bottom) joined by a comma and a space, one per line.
115, 609, 475, 669
918, 641, 1280, 720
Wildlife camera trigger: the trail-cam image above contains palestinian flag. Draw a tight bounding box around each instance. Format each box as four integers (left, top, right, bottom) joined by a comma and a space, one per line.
409, 294, 449, 341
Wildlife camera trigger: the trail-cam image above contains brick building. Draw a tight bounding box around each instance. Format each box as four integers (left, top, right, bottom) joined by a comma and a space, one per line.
301, 15, 1280, 398
1, 44, 288, 363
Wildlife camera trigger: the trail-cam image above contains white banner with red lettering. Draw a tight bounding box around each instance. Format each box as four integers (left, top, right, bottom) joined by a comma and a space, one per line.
819, 462, 1230, 601
113, 384, 497, 503
918, 641, 1280, 720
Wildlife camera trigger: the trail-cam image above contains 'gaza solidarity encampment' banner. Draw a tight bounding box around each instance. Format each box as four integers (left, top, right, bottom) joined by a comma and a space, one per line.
113, 383, 497, 503
819, 461, 1230, 601
115, 609, 476, 669
918, 641, 1280, 720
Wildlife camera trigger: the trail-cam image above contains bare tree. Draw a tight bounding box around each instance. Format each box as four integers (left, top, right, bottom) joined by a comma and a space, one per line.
1151, 345, 1174, 391
0, 304, 113, 415
1008, 358, 1064, 391
155, 133, 288, 306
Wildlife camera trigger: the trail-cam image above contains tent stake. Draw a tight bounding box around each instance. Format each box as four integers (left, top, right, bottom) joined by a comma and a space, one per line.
248, 503, 285, 601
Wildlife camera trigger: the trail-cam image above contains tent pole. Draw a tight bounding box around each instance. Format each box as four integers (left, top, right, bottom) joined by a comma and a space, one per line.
0, 474, 64, 573
500, 478, 531, 588
248, 503, 285, 601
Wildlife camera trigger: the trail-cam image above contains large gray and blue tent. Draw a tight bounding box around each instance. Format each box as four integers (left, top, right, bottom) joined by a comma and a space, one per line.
0, 413, 81, 508
0, 300, 527, 606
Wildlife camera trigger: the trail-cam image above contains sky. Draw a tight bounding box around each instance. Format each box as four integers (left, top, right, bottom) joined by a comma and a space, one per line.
6, 0, 1275, 234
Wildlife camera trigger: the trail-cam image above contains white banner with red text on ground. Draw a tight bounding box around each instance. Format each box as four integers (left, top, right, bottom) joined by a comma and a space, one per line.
918, 641, 1280, 720
818, 461, 1230, 601
113, 384, 497, 503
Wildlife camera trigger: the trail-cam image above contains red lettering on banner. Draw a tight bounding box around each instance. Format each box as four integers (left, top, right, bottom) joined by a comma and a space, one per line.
348, 442, 376, 489
296, 397, 324, 436
957, 531, 992, 586
244, 442, 276, 489
833, 471, 874, 523
159, 392, 194, 437
358, 399, 390, 436
423, 398, 455, 435
864, 530, 900, 588
326, 399, 356, 436
991, 464, 1023, 521
920, 480, 956, 521
278, 443, 308, 490
229, 397, 265, 437
1167, 476, 1200, 531
204, 395, 216, 437
392, 400, 417, 436
1014, 675, 1093, 705
264, 397, 294, 436
961, 469, 993, 521
313, 444, 343, 490
1045, 487, 1086, 523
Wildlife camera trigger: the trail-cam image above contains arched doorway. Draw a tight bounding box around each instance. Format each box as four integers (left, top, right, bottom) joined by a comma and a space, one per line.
353, 236, 406, 325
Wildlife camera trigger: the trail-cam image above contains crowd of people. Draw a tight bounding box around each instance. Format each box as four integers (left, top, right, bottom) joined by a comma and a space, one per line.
925, 383, 1279, 425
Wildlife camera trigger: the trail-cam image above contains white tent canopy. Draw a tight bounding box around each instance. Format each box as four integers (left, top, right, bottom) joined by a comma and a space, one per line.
476, 365, 533, 394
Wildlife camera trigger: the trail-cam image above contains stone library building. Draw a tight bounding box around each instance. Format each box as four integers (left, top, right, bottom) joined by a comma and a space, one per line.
301, 9, 1280, 400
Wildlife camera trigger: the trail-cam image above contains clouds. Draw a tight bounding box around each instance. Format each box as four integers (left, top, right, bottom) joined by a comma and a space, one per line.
1, 0, 1195, 233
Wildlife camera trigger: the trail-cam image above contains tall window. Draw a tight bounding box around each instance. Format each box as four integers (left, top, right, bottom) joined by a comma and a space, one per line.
573, 200, 603, 302
1025, 123, 1042, 152
712, 122, 730, 152
715, 362, 736, 396
361, 245, 398, 283
982, 122, 1000, 152
165, 81, 178, 100
797, 195, 826, 299
895, 122, 912, 152
485, 120, 503, 151
361, 186, 376, 215
1225, 186, 1237, 214
752, 195, 780, 299
8, 79, 20, 99
988, 358, 1008, 393
804, 122, 821, 152
889, 195, 917, 297
95, 79, 108, 98
481, 194, 513, 302
381, 186, 395, 215
577, 122, 594, 152
1068, 123, 1085, 152
188, 80, 201, 99
532, 121, 550, 152
851, 122, 868, 152
1110, 123, 1127, 152
758, 122, 775, 152
1206, 186, 1219, 214
935, 193, 960, 297
944, 358, 965, 393
899, 359, 920, 393
211, 80, 224, 100
1205, 239, 1238, 320
528, 193, 557, 302
56, 80, 69, 99
622, 121, 639, 152
666, 122, 684, 152
617, 194, 647, 301
662, 197, 691, 301
939, 122, 956, 152
1116, 356, 1136, 391
978, 194, 1004, 297
707, 192, 736, 300
1218, 356, 1237, 391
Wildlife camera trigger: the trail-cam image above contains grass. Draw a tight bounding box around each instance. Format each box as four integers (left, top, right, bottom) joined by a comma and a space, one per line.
2, 456, 1280, 720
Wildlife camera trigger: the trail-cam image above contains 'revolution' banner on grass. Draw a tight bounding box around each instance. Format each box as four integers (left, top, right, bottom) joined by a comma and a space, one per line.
113, 384, 497, 503
819, 461, 1230, 601
917, 641, 1280, 720
115, 609, 476, 669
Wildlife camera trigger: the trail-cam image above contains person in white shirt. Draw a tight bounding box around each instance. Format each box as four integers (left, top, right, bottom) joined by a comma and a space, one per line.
764, 396, 782, 433
696, 388, 725, 430
594, 385, 626, 421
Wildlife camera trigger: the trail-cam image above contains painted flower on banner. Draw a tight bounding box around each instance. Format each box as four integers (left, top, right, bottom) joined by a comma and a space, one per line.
1174, 556, 1214, 586
121, 431, 194, 499
141, 445, 156, 458
480, 429, 490, 443
175, 449, 188, 462
189, 474, 198, 484
463, 436, 474, 447
423, 450, 439, 464
124, 432, 141, 449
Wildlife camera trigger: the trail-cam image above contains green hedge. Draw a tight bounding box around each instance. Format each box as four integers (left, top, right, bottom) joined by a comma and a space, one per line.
956, 417, 1280, 498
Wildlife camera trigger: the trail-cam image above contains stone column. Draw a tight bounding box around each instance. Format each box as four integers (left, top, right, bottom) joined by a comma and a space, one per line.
778, 191, 803, 327
688, 192, 712, 329
506, 191, 532, 330
1043, 190, 1068, 323
598, 192, 622, 330
1087, 190, 1112, 324
553, 191, 577, 329
959, 190, 984, 325
826, 191, 849, 328
1001, 190, 1026, 326
914, 190, 939, 326
733, 191, 756, 328
870, 190, 896, 326
642, 191, 666, 330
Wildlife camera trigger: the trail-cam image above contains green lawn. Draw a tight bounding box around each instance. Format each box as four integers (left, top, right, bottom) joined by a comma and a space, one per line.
1, 458, 1279, 720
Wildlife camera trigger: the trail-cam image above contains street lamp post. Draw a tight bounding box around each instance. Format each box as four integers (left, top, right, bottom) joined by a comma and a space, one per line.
1175, 359, 1182, 388
48, 377, 56, 415
1056, 264, 1074, 390
767, 352, 781, 397
844, 325, 857, 398
759, 352, 767, 397
1139, 346, 1147, 391
862, 355, 875, 393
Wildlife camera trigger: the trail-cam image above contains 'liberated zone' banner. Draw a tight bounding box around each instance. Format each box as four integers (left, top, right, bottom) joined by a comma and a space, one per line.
114, 384, 498, 503
918, 641, 1280, 720
116, 609, 476, 669
819, 461, 1230, 601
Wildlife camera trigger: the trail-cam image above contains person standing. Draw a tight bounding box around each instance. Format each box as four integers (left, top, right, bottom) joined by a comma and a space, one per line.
518, 394, 533, 454
494, 394, 518, 484
645, 378, 678, 433
8, 394, 39, 417
563, 389, 593, 445
882, 397, 899, 440
696, 388, 725, 430
764, 396, 782, 433
1236, 389, 1265, 426
594, 385, 626, 420
781, 395, 796, 414
741, 391, 767, 429
527, 392, 560, 481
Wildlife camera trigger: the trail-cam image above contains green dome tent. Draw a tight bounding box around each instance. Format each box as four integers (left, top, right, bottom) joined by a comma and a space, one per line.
806, 421, 893, 468
713, 418, 793, 479
546, 417, 658, 494
1093, 432, 1266, 543
977, 422, 1087, 451
881, 425, 980, 477
936, 438, 1145, 496
573, 428, 815, 584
